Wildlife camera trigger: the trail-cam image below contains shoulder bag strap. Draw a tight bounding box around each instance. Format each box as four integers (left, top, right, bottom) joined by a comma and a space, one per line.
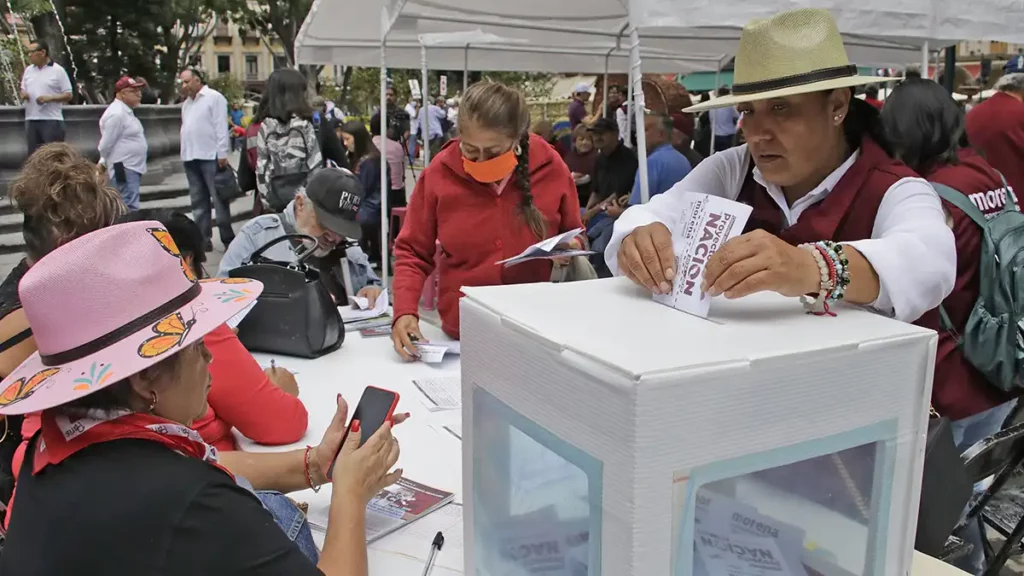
930, 182, 989, 228
248, 233, 320, 264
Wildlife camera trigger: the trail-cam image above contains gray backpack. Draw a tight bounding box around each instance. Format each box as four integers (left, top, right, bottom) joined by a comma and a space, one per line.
931, 178, 1024, 392
264, 122, 314, 211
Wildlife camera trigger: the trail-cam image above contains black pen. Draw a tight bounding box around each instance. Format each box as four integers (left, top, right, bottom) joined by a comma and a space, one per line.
420, 531, 444, 576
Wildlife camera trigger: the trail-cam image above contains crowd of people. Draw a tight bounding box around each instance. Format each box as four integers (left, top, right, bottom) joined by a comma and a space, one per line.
0, 6, 1022, 575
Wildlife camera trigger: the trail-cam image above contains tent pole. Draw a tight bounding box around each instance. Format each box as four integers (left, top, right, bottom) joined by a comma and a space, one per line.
625, 58, 634, 149
630, 26, 649, 204
463, 44, 469, 93
603, 52, 610, 118
379, 6, 393, 289
421, 45, 431, 166
710, 58, 722, 155
921, 41, 929, 80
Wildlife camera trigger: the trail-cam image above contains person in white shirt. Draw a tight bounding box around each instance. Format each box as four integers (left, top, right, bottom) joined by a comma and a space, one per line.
19, 40, 73, 155
405, 96, 420, 163
609, 8, 955, 326
98, 76, 148, 210
179, 67, 233, 251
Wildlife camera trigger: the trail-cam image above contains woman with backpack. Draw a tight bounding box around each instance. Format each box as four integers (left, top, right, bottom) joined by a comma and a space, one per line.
255, 69, 323, 213
883, 78, 1019, 575
341, 120, 388, 268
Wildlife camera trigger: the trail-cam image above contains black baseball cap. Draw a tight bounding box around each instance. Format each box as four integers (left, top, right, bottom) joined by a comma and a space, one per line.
588, 117, 619, 133
304, 167, 364, 240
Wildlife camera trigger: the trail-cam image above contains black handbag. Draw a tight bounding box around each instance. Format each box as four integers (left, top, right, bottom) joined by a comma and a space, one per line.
215, 165, 245, 203
228, 234, 344, 358
915, 413, 974, 557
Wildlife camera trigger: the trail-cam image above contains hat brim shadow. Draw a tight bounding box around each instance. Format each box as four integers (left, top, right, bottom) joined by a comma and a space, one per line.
0, 278, 264, 416
684, 75, 899, 113
313, 203, 363, 241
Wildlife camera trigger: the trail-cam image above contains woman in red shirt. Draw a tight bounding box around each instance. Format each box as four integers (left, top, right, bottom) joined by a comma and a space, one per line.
123, 210, 309, 451
392, 82, 584, 358
882, 78, 1016, 575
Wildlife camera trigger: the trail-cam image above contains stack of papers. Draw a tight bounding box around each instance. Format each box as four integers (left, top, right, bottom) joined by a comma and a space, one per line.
226, 300, 257, 329
653, 194, 752, 319
413, 376, 462, 411
308, 477, 456, 543
341, 289, 389, 323
496, 228, 594, 267
414, 341, 460, 364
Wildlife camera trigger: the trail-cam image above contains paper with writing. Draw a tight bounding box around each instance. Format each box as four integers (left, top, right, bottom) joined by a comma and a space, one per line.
654, 193, 752, 318
414, 342, 459, 364
340, 288, 389, 323
412, 376, 462, 410
496, 228, 591, 267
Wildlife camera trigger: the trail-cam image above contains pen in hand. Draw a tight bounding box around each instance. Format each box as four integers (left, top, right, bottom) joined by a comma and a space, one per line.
421, 531, 444, 576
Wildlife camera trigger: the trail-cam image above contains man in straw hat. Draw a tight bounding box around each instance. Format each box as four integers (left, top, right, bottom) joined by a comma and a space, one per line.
0, 221, 403, 574
608, 8, 955, 325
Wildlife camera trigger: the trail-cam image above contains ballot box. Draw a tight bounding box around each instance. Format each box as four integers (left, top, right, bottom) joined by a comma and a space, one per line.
459, 277, 936, 576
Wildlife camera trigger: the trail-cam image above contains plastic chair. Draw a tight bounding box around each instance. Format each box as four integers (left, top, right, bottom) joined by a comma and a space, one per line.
938, 420, 1024, 574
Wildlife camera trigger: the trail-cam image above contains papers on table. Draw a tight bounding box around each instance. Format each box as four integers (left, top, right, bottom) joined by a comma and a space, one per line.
414, 342, 460, 364
347, 315, 392, 331
495, 228, 594, 267
360, 325, 392, 338
340, 289, 389, 323
370, 503, 465, 572
308, 477, 455, 544
653, 193, 752, 318
412, 376, 462, 411
226, 300, 257, 329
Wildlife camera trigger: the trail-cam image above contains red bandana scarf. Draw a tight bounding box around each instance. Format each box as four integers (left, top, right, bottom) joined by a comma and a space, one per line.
33, 408, 233, 480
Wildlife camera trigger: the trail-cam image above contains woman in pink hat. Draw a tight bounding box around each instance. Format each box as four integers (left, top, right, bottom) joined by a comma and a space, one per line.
0, 221, 402, 575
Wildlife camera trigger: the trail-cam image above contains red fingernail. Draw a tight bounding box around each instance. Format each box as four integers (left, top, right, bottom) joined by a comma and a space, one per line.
404, 412, 411, 418
351, 420, 360, 433
337, 393, 342, 403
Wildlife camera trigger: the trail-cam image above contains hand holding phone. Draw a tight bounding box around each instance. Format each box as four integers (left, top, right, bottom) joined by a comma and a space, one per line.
326, 386, 400, 480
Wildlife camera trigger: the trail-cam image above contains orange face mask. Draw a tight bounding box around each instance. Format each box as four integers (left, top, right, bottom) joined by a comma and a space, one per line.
462, 148, 518, 183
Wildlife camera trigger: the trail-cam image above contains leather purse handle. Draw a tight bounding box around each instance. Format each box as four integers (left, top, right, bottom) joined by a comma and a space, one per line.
248, 233, 320, 265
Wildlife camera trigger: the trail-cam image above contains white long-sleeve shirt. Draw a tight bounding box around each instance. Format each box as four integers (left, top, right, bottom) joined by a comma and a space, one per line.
180, 85, 229, 162
605, 144, 957, 323
98, 98, 147, 178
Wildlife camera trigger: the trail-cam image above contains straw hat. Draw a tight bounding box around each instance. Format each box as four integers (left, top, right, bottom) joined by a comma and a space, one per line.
686, 9, 896, 113
0, 221, 263, 416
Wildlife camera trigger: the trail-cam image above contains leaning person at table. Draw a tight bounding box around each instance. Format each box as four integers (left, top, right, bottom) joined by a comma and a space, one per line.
391, 82, 584, 358
0, 221, 404, 575
610, 9, 954, 328
119, 209, 309, 451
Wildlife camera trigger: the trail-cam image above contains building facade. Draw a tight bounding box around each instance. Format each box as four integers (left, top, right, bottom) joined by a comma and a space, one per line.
195, 16, 289, 94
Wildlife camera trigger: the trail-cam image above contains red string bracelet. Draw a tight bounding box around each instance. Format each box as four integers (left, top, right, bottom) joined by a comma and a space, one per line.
303, 445, 320, 493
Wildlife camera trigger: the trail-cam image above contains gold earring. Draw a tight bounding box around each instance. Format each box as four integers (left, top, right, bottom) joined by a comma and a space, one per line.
148, 390, 159, 413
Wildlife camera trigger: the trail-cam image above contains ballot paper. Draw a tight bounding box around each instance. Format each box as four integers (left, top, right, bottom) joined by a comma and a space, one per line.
370, 503, 465, 571
226, 300, 257, 329
496, 228, 594, 267
653, 193, 752, 318
340, 289, 389, 323
412, 376, 462, 410
414, 342, 460, 364
695, 530, 803, 576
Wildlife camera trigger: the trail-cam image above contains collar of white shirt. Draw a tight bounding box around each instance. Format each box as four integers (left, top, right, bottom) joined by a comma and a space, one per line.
752, 148, 861, 227
192, 85, 210, 101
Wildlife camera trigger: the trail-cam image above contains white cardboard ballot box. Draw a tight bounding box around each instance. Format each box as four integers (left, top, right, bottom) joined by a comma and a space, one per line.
459, 277, 936, 576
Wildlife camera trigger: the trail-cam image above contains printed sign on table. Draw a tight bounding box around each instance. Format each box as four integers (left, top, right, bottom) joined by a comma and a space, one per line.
653, 193, 752, 318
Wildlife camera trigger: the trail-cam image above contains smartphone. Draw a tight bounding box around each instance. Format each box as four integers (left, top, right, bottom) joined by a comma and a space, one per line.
326, 385, 400, 480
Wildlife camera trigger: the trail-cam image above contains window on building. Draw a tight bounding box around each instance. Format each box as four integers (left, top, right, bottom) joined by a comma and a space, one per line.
217, 55, 231, 74
273, 54, 289, 71
245, 55, 259, 80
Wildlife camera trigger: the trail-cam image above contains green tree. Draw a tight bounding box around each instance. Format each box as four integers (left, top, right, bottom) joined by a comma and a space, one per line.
230, 0, 322, 83
207, 72, 243, 104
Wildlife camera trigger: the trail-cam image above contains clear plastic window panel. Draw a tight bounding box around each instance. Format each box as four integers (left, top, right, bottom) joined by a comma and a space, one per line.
472, 387, 602, 576
673, 438, 893, 576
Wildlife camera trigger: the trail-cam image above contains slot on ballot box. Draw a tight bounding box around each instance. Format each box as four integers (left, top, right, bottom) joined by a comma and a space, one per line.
458, 277, 936, 576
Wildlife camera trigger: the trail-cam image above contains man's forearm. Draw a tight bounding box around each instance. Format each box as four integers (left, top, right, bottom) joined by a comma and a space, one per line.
52, 92, 72, 103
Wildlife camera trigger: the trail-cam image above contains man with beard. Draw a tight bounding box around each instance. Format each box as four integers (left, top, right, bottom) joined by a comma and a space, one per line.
217, 167, 383, 305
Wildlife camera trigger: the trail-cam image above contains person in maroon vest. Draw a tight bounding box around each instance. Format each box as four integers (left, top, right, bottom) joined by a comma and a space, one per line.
883, 77, 1017, 575
607, 8, 955, 326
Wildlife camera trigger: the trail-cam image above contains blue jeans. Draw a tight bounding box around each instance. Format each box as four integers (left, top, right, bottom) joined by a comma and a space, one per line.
407, 136, 417, 164
235, 476, 320, 563
115, 168, 142, 211
951, 399, 1017, 575
183, 159, 234, 246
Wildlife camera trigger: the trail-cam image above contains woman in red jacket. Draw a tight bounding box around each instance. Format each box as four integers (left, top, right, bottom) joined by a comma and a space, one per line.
392, 82, 583, 358
883, 78, 1017, 576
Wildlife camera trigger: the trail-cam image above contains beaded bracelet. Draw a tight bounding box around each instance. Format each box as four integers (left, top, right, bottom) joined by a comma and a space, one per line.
815, 241, 851, 302
303, 445, 321, 493
799, 244, 836, 316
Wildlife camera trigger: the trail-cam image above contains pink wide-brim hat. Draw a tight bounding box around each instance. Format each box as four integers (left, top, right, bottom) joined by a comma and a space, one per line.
0, 221, 263, 416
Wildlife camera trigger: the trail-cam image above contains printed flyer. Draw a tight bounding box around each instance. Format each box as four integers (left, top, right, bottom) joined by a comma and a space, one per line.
653, 193, 752, 318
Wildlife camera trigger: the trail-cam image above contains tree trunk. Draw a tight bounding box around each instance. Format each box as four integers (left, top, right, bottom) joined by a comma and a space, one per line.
339, 65, 353, 107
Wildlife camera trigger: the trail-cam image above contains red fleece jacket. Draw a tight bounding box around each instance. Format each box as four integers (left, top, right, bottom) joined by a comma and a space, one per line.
393, 133, 583, 338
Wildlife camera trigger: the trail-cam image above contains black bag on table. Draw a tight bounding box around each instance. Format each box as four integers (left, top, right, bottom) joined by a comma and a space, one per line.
229, 234, 344, 358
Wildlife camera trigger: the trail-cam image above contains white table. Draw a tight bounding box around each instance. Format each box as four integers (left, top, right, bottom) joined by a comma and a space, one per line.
236, 320, 968, 576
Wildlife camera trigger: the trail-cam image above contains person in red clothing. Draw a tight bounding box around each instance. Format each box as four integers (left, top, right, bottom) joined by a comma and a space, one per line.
883, 77, 1017, 576
965, 73, 1024, 208
862, 84, 884, 110
391, 82, 584, 358
121, 210, 309, 451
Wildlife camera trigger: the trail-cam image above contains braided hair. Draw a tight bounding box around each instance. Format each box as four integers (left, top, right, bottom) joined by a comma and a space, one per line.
460, 82, 547, 239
